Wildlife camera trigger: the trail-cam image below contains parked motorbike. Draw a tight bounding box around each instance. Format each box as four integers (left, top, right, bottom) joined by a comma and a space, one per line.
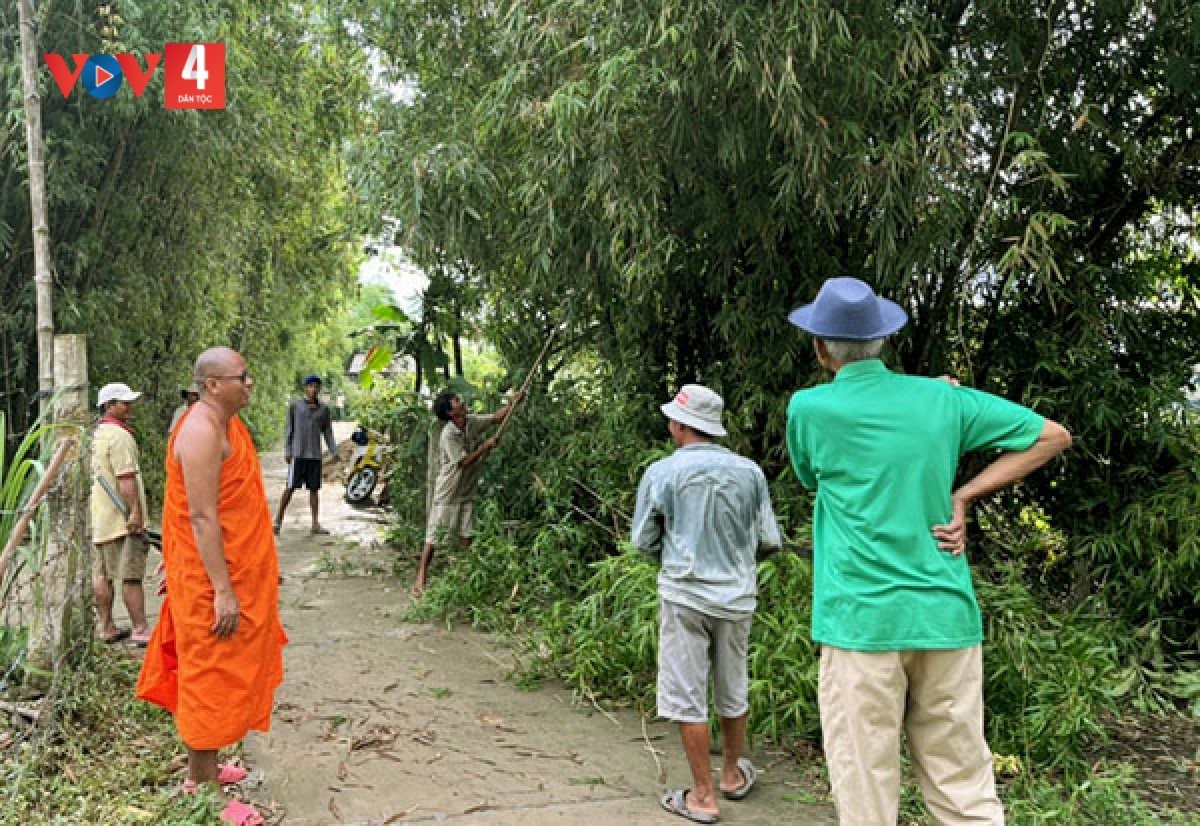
344, 426, 388, 506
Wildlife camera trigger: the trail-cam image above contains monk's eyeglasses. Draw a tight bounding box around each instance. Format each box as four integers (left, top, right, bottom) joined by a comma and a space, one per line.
209, 373, 251, 384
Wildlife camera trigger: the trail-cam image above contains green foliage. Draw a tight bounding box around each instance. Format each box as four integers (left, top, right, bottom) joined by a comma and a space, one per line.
1, 0, 372, 492
1001, 766, 1200, 826
353, 0, 1200, 665
748, 552, 820, 744
896, 763, 1200, 825
1, 647, 223, 824
547, 549, 660, 712
410, 501, 594, 634
979, 564, 1123, 769
0, 411, 55, 604
348, 378, 437, 524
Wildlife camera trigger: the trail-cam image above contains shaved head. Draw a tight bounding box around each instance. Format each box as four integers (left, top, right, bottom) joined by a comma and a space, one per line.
190, 347, 252, 416
194, 347, 241, 383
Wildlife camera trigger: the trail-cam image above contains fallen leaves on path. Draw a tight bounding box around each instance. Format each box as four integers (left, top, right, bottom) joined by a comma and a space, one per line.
493, 737, 583, 764
351, 724, 399, 751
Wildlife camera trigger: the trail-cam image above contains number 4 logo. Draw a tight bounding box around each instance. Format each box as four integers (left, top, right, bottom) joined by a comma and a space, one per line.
181, 45, 209, 89
164, 43, 225, 109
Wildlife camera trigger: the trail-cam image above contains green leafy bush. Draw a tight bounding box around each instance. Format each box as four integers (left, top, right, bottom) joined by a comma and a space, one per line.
980, 563, 1123, 770
1002, 765, 1200, 826
1, 648, 223, 825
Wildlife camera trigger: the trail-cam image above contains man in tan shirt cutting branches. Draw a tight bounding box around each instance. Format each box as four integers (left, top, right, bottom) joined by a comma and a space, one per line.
414, 389, 525, 595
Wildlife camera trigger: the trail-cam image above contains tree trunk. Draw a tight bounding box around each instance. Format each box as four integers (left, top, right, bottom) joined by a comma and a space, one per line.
17, 0, 54, 421
24, 335, 90, 698
452, 304, 464, 377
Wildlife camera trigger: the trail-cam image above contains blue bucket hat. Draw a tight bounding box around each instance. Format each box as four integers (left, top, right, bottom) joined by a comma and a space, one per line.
787, 277, 908, 341
304, 374, 322, 386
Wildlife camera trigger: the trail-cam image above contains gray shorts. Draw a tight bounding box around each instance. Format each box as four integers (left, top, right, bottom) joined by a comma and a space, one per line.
424, 502, 475, 544
657, 598, 752, 723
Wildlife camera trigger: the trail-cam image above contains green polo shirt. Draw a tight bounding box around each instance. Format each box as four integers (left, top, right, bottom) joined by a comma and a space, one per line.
786, 359, 1045, 651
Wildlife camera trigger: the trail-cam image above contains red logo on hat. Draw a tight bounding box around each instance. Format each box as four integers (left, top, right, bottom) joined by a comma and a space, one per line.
675, 391, 690, 406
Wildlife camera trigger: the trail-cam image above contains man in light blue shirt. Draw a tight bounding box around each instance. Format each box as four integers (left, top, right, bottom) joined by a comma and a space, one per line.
632, 384, 782, 824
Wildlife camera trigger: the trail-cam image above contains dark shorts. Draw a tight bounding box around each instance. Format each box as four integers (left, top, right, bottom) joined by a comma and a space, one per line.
287, 458, 323, 491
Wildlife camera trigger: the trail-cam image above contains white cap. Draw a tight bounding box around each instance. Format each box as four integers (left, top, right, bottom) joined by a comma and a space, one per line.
97, 382, 142, 407
660, 384, 727, 437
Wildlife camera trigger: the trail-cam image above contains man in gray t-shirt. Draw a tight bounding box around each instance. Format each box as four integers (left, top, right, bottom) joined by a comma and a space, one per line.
274, 374, 339, 535
632, 384, 781, 824
414, 389, 524, 594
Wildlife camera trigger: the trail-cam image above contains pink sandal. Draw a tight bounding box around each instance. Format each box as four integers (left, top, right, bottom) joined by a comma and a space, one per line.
218, 764, 249, 784
220, 800, 263, 825
181, 763, 249, 793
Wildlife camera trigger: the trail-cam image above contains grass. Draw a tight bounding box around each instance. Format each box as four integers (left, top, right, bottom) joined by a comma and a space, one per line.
0, 645, 224, 825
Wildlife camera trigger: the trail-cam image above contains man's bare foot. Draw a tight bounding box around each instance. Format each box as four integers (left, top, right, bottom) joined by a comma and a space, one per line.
660, 789, 719, 822
718, 765, 745, 795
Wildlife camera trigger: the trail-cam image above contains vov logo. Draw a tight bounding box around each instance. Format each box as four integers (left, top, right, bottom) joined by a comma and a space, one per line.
42, 43, 226, 110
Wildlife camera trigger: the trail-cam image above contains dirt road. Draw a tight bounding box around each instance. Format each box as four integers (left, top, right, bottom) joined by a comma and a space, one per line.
242, 430, 836, 825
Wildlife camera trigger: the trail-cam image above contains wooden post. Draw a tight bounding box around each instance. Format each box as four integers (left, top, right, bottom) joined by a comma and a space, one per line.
23, 336, 89, 695
17, 0, 55, 421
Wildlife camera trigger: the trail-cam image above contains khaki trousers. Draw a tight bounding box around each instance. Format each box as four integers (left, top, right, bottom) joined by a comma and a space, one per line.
819, 645, 1004, 825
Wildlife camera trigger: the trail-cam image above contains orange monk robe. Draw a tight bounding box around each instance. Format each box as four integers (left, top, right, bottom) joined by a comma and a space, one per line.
137, 413, 287, 751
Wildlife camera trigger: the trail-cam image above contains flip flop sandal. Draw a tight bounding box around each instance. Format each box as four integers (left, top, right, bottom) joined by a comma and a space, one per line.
96, 629, 131, 644
180, 764, 249, 793
218, 763, 249, 784
660, 789, 719, 823
720, 757, 757, 800
130, 630, 153, 647
220, 800, 264, 826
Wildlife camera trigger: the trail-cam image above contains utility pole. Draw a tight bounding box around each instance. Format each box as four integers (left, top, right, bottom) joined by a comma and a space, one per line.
18, 0, 55, 420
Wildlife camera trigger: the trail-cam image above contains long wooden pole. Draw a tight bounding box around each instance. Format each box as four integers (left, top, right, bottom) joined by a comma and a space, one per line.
18, 0, 55, 420
493, 327, 557, 441
0, 437, 74, 586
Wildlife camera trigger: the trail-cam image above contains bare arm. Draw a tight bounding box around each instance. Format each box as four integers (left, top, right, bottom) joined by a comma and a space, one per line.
491, 391, 527, 426
933, 420, 1073, 554
117, 475, 144, 534
177, 418, 240, 637
460, 436, 498, 469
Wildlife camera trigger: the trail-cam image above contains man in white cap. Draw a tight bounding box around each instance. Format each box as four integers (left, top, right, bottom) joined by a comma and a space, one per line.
92, 382, 153, 645
631, 384, 782, 824
786, 277, 1072, 824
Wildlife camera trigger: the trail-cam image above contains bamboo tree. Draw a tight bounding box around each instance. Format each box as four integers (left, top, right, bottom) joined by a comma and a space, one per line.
16, 0, 52, 421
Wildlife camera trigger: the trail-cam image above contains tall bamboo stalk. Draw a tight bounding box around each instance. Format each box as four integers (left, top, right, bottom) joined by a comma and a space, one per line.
18, 0, 54, 420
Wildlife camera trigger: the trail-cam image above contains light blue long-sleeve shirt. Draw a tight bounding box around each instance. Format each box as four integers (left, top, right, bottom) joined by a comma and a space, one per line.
631, 443, 782, 618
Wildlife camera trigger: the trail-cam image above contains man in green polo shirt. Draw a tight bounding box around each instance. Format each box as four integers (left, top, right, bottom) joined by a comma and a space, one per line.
786, 277, 1072, 825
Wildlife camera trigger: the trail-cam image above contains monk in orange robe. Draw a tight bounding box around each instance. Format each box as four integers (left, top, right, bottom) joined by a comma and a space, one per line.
137, 347, 285, 823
